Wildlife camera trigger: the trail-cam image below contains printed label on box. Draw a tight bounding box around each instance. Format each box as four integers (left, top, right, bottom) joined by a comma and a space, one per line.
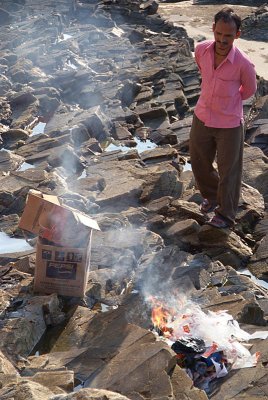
46, 261, 77, 280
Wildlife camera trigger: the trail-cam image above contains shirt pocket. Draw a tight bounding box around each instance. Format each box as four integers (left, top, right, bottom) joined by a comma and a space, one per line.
214, 78, 239, 98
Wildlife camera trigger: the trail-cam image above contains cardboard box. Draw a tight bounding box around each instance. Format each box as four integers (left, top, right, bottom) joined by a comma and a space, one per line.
35, 238, 92, 297
19, 190, 100, 297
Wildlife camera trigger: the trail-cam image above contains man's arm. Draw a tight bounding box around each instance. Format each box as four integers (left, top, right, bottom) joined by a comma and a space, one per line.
239, 61, 257, 100
194, 44, 202, 72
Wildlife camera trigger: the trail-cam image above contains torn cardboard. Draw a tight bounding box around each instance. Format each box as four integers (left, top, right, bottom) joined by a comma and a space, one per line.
19, 190, 100, 297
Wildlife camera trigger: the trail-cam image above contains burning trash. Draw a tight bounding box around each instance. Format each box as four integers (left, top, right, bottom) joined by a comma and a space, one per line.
19, 190, 100, 297
150, 297, 266, 394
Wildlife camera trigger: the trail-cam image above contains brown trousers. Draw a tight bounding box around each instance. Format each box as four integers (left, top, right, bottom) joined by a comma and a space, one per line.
189, 113, 244, 225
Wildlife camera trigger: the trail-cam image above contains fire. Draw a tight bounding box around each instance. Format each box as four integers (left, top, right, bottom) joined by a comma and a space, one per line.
150, 297, 174, 337
149, 295, 263, 389
150, 297, 192, 338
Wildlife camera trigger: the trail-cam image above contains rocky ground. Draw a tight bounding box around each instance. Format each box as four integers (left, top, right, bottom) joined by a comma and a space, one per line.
0, 1, 268, 400
158, 1, 268, 79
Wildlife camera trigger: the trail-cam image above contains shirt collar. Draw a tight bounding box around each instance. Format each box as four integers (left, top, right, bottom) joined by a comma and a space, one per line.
206, 40, 236, 64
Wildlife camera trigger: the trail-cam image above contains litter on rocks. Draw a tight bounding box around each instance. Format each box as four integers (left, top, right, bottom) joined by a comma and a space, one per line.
150, 297, 267, 394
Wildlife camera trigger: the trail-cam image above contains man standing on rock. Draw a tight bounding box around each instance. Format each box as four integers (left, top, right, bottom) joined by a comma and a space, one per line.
189, 7, 257, 229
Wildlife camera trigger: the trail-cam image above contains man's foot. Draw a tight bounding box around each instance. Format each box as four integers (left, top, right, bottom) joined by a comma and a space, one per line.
200, 199, 217, 214
207, 214, 231, 229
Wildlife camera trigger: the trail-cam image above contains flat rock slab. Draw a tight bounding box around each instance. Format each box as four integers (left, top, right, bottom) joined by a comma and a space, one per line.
198, 225, 253, 268
0, 293, 62, 362
49, 388, 132, 400
248, 234, 268, 280
0, 380, 55, 400
210, 363, 267, 400
25, 306, 179, 400
92, 227, 163, 259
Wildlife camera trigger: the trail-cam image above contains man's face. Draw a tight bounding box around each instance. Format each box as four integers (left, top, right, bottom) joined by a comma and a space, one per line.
213, 19, 240, 55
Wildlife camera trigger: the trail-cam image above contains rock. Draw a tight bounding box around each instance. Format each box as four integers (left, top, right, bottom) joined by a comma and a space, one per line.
0, 288, 12, 319
0, 350, 18, 375
85, 340, 176, 400
238, 301, 267, 326
113, 122, 133, 141
0, 294, 63, 363
0, 128, 29, 150
148, 128, 178, 145
198, 225, 253, 268
47, 144, 85, 174
0, 380, 55, 399
44, 106, 111, 142
165, 218, 200, 243
248, 234, 268, 280
242, 4, 268, 41
15, 134, 70, 160
26, 305, 172, 400
171, 253, 212, 290
0, 8, 13, 26
209, 364, 267, 400
9, 91, 39, 130
27, 370, 74, 394
170, 199, 207, 225
50, 388, 132, 400
81, 159, 147, 212
92, 227, 163, 260
140, 169, 184, 203
140, 146, 178, 163
242, 146, 268, 203
0, 150, 24, 172
171, 365, 208, 400
0, 214, 20, 235
140, 0, 159, 15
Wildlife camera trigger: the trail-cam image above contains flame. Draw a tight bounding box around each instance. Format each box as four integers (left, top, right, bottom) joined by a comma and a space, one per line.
150, 298, 174, 338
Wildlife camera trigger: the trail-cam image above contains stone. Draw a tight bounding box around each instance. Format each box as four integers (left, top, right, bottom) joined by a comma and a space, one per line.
242, 146, 268, 203
50, 388, 132, 400
140, 169, 184, 203
165, 218, 200, 239
0, 294, 63, 363
171, 365, 208, 400
44, 106, 111, 142
0, 150, 24, 172
0, 214, 20, 236
27, 370, 74, 394
248, 234, 268, 280
140, 146, 178, 163
0, 380, 55, 400
0, 350, 18, 376
0, 128, 29, 150
209, 364, 267, 400
85, 341, 176, 400
198, 225, 253, 268
170, 199, 207, 225
0, 8, 13, 26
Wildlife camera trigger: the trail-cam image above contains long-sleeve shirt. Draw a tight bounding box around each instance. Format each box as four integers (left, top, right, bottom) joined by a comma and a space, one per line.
194, 40, 257, 128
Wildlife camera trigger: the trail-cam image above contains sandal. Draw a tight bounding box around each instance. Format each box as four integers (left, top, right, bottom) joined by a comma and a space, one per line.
207, 214, 230, 229
200, 199, 217, 214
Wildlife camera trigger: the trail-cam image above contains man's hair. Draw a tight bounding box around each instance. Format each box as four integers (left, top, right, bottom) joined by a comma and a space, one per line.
214, 7, 241, 32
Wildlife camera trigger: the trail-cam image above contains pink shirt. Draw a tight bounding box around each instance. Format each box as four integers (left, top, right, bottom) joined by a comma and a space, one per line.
194, 40, 257, 128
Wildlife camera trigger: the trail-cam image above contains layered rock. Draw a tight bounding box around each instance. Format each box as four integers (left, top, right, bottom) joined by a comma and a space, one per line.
0, 1, 267, 400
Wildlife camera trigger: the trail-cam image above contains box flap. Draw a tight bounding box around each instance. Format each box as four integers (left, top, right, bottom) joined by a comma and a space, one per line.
42, 193, 61, 205
19, 191, 100, 246
72, 211, 100, 231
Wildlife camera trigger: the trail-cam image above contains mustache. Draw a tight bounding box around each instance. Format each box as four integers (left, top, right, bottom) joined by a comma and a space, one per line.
216, 41, 228, 45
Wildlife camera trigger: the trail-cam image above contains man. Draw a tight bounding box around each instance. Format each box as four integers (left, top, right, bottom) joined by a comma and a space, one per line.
189, 7, 257, 228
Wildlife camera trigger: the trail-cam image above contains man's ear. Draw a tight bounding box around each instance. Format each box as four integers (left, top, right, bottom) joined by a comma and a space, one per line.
235, 29, 241, 39
212, 23, 216, 32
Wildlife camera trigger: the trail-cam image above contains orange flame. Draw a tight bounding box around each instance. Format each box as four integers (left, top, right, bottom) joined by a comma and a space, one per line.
151, 299, 174, 338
